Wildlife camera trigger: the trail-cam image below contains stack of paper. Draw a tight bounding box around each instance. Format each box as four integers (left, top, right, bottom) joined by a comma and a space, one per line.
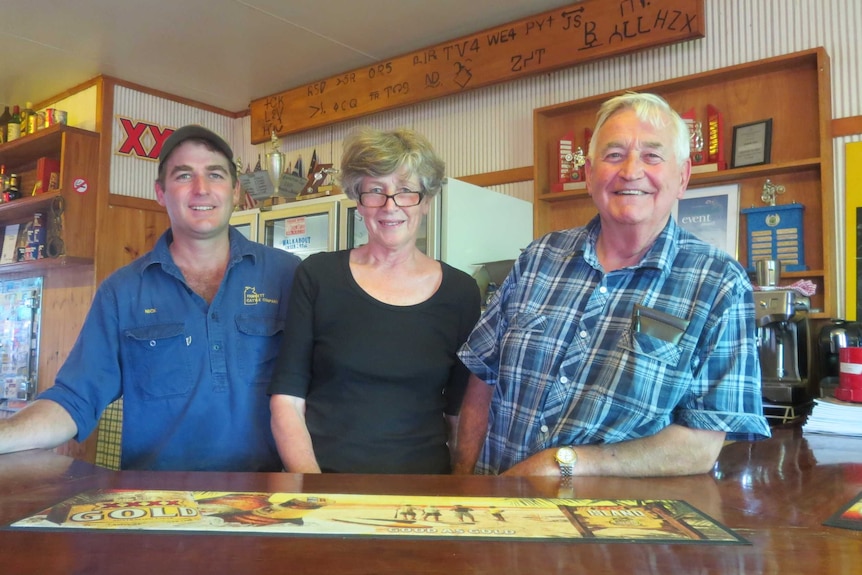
802, 396, 862, 437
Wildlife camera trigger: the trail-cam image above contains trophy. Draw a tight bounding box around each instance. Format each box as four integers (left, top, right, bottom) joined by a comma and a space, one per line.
706, 104, 726, 169
551, 130, 587, 192
680, 109, 705, 165
554, 131, 575, 190
682, 106, 726, 172
691, 121, 705, 165
761, 178, 786, 206
297, 164, 339, 200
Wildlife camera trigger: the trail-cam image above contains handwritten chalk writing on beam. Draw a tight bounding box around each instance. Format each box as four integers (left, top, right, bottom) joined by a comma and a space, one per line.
250, 0, 705, 142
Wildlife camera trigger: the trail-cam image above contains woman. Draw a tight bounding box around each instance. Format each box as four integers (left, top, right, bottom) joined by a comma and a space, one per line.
268, 127, 481, 474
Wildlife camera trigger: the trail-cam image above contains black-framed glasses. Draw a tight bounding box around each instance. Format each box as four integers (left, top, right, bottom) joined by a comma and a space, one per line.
358, 190, 424, 208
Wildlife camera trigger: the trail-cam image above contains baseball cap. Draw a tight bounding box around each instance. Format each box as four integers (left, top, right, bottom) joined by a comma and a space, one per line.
158, 125, 235, 172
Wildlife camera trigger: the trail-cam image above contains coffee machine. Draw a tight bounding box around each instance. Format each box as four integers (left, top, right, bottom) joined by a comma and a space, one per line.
753, 260, 811, 404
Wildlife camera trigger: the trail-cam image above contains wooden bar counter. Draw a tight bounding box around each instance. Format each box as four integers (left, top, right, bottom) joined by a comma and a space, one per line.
1, 427, 860, 574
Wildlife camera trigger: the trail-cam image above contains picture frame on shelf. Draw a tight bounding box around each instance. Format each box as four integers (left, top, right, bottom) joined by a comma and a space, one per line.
731, 119, 773, 168
672, 184, 740, 259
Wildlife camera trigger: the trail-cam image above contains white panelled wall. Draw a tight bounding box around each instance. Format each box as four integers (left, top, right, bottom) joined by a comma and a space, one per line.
110, 88, 235, 200
113, 0, 862, 317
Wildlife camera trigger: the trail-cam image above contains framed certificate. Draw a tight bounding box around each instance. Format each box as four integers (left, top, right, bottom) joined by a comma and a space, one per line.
731, 119, 773, 168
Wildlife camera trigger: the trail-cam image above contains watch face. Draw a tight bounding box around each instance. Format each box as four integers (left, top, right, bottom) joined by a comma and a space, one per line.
556, 447, 576, 464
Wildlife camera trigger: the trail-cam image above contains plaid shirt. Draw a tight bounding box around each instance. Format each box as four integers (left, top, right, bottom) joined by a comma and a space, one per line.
458, 216, 770, 475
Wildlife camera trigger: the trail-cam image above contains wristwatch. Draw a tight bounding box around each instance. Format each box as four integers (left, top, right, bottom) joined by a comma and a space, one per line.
554, 446, 577, 477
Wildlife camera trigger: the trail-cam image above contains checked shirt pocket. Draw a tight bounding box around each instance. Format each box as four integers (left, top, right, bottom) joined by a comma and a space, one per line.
499, 312, 557, 377
625, 328, 683, 367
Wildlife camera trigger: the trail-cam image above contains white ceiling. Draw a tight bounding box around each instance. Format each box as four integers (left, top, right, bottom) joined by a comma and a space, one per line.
1, 0, 576, 113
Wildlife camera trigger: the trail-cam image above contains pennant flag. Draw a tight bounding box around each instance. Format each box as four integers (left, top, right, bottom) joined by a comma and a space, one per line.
309, 149, 318, 175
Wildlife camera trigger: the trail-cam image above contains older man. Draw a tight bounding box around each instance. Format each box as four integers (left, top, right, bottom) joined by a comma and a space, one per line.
454, 93, 770, 478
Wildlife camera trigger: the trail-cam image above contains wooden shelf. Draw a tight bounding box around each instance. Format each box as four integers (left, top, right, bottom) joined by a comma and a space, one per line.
0, 190, 64, 221
0, 256, 93, 274
532, 48, 835, 317
539, 158, 824, 202
689, 158, 822, 187
0, 124, 91, 167
0, 124, 100, 263
779, 269, 825, 279
0, 124, 101, 417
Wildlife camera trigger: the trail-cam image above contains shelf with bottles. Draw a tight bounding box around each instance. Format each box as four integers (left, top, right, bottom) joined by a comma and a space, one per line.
0, 123, 80, 167
0, 101, 54, 144
0, 123, 99, 265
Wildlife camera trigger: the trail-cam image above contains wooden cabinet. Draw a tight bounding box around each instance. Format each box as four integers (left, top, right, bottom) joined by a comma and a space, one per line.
532, 48, 835, 318
0, 124, 100, 271
0, 125, 99, 445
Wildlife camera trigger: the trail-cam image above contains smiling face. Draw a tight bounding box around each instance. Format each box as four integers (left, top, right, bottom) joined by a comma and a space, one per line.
154, 140, 240, 243
356, 170, 429, 251
585, 108, 691, 236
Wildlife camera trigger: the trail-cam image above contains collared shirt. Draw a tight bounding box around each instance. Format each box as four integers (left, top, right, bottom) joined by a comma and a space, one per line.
458, 216, 771, 475
38, 228, 300, 471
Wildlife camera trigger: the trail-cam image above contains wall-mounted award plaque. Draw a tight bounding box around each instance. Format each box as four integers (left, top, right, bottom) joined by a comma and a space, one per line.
741, 203, 806, 272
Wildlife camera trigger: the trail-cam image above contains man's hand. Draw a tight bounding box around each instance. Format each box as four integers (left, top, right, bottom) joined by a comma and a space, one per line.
500, 426, 725, 477
500, 448, 560, 476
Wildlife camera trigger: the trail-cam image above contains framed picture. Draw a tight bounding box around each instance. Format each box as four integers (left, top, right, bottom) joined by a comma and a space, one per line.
731, 119, 773, 168
672, 184, 740, 258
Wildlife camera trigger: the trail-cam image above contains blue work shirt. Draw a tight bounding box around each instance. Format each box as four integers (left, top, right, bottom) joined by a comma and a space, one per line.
39, 228, 301, 471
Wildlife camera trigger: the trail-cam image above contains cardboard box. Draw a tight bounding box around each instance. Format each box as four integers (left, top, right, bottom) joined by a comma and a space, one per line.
0, 224, 21, 264
34, 156, 61, 195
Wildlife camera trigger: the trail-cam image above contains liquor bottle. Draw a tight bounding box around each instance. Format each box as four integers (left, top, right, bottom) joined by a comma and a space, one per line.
6, 106, 21, 142
5, 173, 21, 201
21, 102, 36, 135
0, 106, 11, 143
0, 165, 8, 202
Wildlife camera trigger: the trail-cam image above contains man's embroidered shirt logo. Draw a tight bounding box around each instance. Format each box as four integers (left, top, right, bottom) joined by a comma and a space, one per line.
244, 286, 278, 305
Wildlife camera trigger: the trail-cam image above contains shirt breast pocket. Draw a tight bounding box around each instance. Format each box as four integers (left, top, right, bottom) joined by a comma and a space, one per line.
236, 315, 285, 385
124, 323, 192, 399
613, 328, 686, 424
626, 329, 683, 367
499, 312, 555, 374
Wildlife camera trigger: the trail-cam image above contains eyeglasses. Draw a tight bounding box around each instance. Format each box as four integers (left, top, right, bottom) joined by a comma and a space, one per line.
358, 190, 424, 208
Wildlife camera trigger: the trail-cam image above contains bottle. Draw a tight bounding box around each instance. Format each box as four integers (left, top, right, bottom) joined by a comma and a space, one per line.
0, 165, 7, 202
21, 102, 36, 135
0, 106, 11, 143
6, 106, 21, 142
5, 173, 20, 201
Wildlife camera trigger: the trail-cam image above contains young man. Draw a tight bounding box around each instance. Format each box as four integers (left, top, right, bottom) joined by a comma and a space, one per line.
453, 93, 770, 478
0, 125, 301, 471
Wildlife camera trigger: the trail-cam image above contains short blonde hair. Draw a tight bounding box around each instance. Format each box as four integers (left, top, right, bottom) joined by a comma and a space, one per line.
339, 127, 445, 200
